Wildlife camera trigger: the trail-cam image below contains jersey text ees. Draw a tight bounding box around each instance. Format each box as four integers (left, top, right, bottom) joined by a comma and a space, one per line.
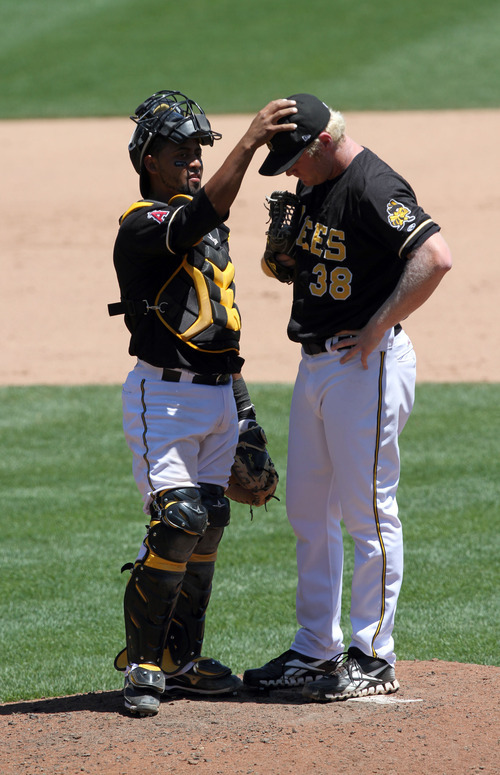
289, 147, 440, 343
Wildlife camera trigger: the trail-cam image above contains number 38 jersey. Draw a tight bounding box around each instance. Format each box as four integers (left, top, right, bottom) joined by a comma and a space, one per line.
288, 147, 441, 344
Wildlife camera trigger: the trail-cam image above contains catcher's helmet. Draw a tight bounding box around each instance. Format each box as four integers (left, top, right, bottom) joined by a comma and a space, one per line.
128, 90, 222, 196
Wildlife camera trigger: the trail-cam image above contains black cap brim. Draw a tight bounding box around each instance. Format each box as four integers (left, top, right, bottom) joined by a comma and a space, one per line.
258, 144, 308, 177
258, 92, 331, 177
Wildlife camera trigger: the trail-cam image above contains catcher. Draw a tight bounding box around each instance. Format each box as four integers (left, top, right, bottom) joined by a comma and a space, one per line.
110, 89, 287, 716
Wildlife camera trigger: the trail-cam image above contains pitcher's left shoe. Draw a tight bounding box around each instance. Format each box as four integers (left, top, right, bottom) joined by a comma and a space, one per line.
302, 647, 399, 702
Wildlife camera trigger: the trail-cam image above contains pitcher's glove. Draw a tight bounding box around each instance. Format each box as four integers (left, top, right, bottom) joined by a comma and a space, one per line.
263, 190, 302, 283
226, 422, 279, 507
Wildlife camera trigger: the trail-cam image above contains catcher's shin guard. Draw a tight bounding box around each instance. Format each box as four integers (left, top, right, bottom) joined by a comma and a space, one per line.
123, 487, 208, 668
162, 484, 230, 671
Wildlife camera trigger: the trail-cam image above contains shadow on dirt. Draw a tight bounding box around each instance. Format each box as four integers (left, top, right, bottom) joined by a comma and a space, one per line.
0, 685, 310, 716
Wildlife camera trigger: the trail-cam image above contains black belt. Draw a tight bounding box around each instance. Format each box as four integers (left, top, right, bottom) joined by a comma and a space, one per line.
161, 368, 230, 386
302, 324, 402, 355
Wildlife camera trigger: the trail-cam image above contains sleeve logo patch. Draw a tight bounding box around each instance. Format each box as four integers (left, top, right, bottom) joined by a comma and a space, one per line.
147, 210, 170, 224
386, 199, 415, 231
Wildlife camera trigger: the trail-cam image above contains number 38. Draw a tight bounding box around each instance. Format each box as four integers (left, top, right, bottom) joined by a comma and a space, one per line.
309, 263, 353, 300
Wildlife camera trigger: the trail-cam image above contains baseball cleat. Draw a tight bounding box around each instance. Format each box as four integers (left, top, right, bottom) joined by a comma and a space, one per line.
242, 649, 338, 689
302, 647, 399, 702
123, 663, 165, 716
163, 657, 242, 695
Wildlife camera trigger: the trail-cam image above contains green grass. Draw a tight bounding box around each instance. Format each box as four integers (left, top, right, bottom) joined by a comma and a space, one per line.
0, 383, 498, 703
394, 385, 499, 664
1, 0, 500, 118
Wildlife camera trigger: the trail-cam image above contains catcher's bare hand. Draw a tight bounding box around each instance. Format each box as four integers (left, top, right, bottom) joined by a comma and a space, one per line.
245, 99, 297, 149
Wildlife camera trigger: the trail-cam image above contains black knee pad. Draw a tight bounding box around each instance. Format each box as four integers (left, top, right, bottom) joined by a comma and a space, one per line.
152, 486, 209, 534
147, 487, 209, 563
199, 483, 230, 528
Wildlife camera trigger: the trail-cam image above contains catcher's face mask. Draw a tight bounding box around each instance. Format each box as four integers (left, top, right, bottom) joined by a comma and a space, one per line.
259, 93, 331, 177
128, 90, 222, 196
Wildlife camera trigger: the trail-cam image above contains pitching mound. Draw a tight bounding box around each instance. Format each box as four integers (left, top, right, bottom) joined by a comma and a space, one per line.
0, 660, 497, 774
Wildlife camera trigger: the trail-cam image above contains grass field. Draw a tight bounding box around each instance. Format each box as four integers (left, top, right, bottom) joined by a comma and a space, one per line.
1, 0, 498, 707
0, 383, 498, 703
2, 0, 500, 117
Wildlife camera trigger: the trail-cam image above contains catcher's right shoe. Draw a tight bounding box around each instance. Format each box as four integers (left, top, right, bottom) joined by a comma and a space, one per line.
163, 657, 242, 695
123, 664, 165, 716
243, 649, 336, 689
302, 647, 400, 702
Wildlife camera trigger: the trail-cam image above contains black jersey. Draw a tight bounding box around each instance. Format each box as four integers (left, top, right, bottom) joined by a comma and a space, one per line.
288, 148, 440, 344
112, 188, 244, 374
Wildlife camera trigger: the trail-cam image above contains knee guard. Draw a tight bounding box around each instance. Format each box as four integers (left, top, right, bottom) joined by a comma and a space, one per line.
123, 487, 208, 668
161, 484, 230, 672
200, 482, 231, 529
148, 486, 209, 558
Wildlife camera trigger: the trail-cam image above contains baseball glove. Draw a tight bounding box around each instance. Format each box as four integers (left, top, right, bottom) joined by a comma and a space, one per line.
263, 190, 302, 283
226, 422, 279, 508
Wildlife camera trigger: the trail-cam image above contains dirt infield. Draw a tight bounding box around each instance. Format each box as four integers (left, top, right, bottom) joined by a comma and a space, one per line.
1, 112, 499, 774
0, 662, 498, 775
1, 109, 500, 386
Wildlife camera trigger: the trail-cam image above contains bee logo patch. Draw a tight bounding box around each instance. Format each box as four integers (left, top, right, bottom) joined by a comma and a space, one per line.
386, 199, 415, 231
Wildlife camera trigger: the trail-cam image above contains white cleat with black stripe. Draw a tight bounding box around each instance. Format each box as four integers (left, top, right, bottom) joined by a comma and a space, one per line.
302, 647, 400, 702
243, 649, 339, 689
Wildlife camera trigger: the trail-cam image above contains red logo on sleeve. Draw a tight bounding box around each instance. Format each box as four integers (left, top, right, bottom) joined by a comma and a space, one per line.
147, 210, 170, 224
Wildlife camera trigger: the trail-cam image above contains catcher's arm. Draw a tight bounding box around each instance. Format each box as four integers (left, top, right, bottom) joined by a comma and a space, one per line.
262, 190, 302, 283
226, 376, 279, 508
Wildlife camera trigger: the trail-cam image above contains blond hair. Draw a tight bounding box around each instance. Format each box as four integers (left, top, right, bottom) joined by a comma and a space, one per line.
306, 109, 345, 157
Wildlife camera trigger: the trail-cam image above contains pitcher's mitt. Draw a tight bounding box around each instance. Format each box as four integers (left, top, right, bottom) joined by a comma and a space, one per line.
226, 422, 279, 507
263, 190, 302, 283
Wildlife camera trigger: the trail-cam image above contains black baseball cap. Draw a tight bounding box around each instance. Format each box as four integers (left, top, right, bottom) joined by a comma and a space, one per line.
259, 93, 331, 176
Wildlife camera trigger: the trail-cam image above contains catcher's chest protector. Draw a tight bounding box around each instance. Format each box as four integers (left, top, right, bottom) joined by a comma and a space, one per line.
154, 228, 241, 353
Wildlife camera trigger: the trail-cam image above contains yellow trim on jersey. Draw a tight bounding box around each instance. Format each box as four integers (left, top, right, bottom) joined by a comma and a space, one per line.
168, 194, 192, 206
119, 200, 155, 223
398, 218, 434, 258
